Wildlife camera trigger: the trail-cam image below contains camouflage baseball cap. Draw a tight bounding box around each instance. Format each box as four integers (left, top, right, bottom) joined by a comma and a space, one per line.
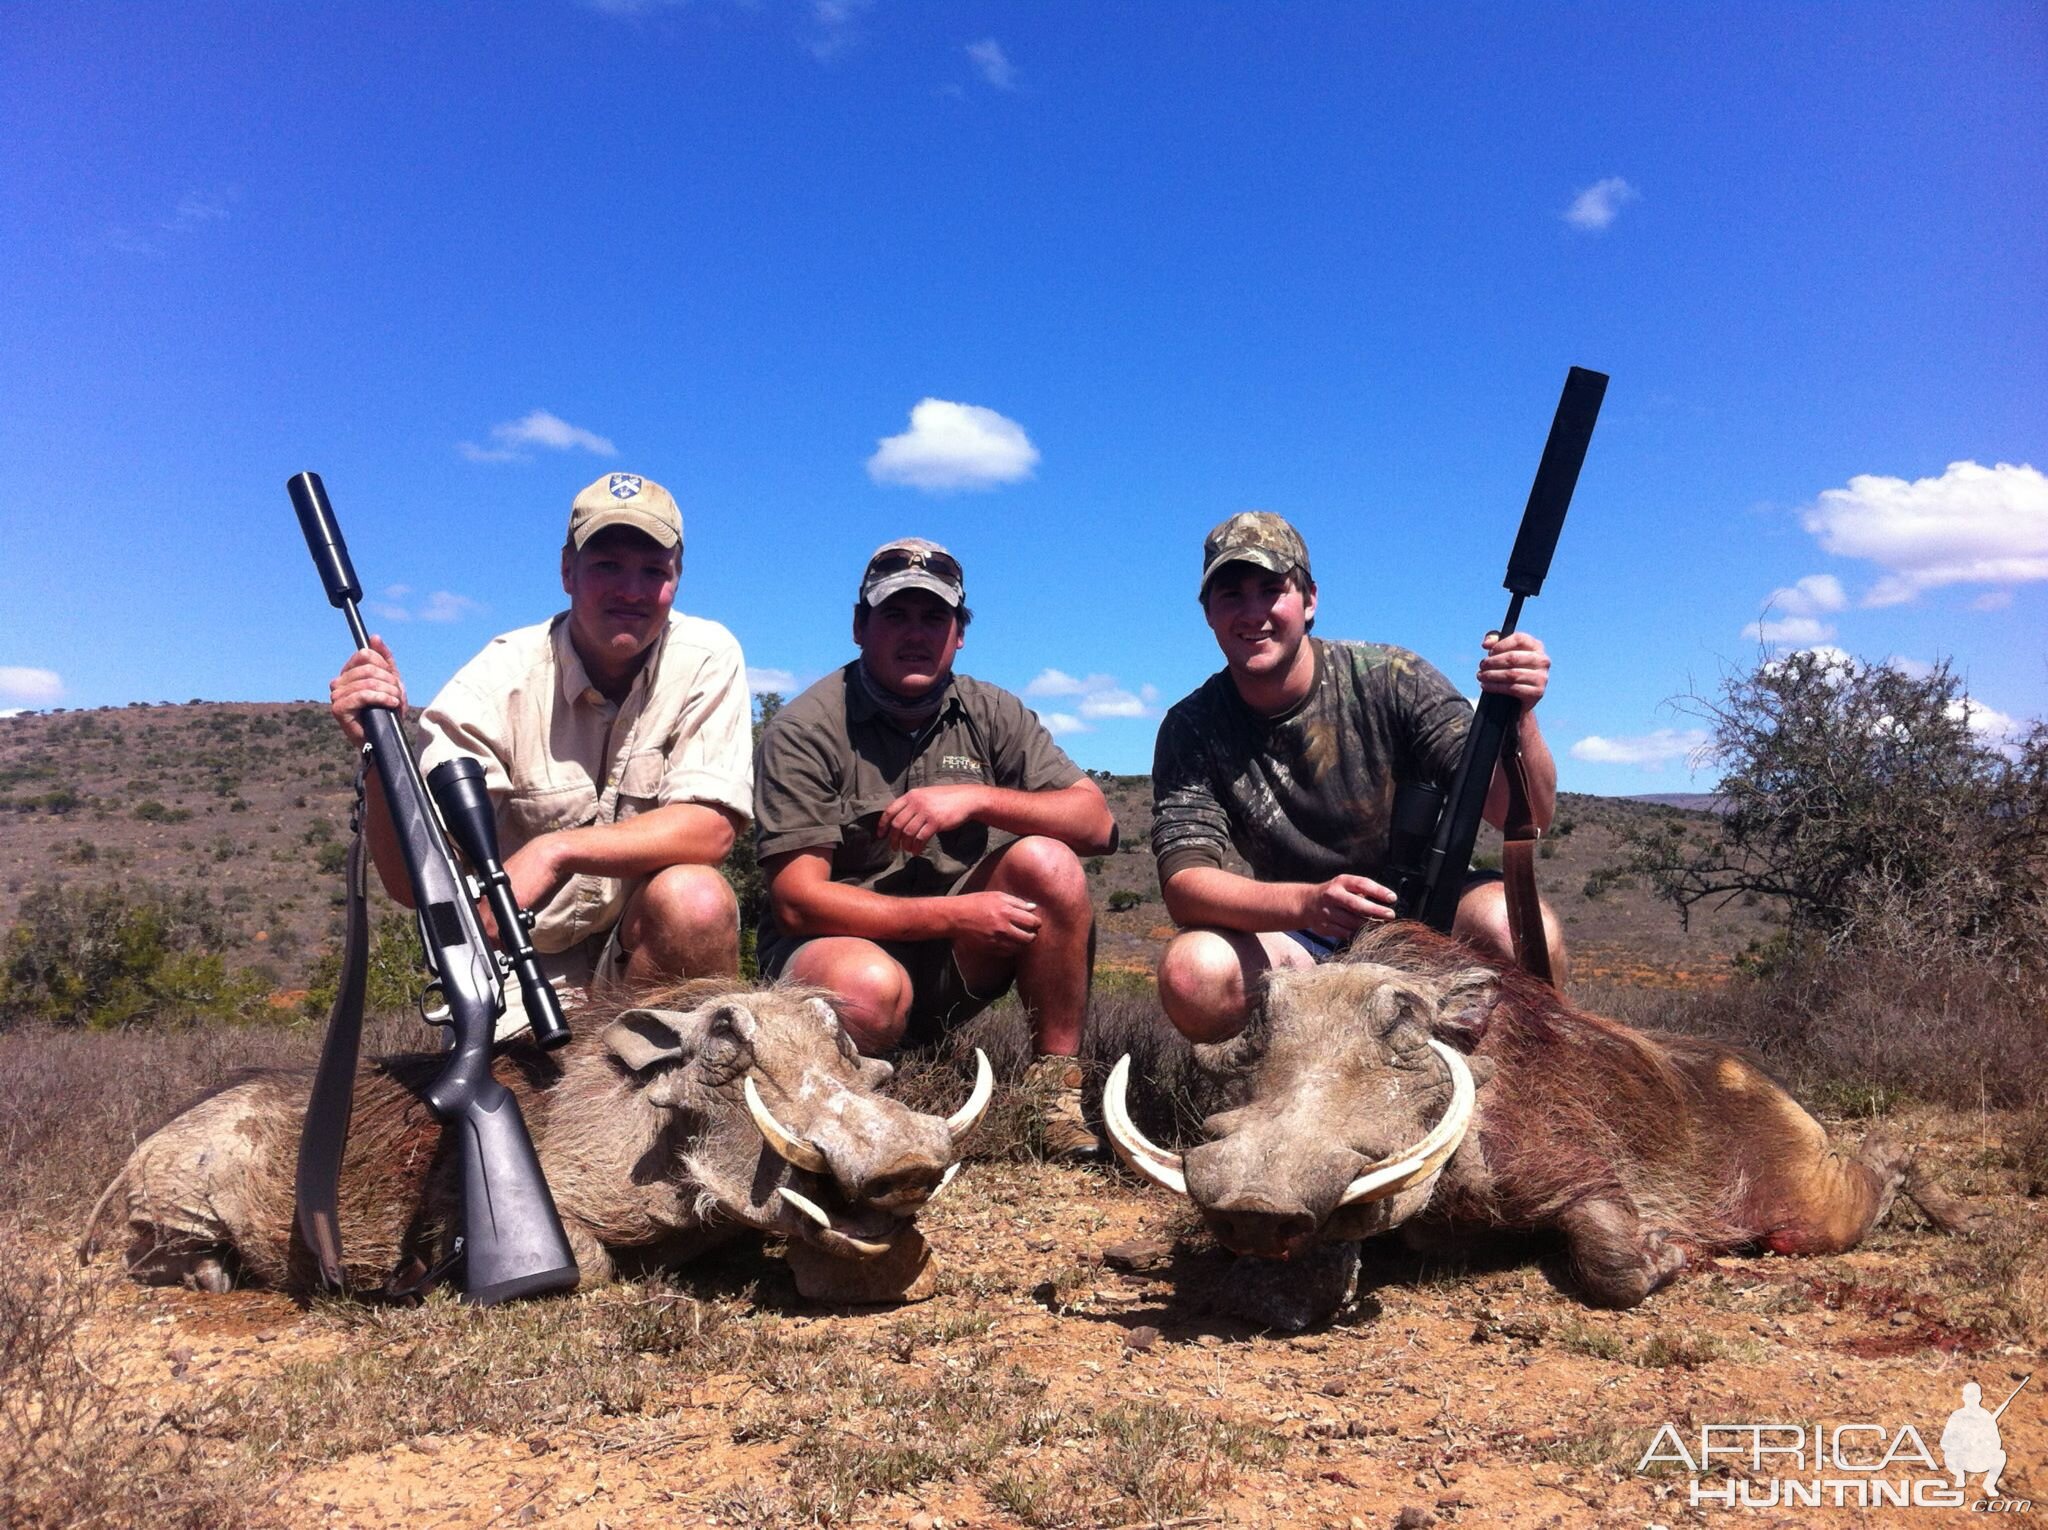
567, 473, 683, 551
1199, 511, 1311, 598
861, 537, 965, 608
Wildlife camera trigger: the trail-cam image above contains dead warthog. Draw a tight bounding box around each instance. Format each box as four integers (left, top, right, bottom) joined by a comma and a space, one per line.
1106, 924, 1966, 1318
81, 980, 990, 1303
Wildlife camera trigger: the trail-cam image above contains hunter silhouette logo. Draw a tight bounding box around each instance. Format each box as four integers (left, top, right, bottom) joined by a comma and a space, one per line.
1638, 1374, 2032, 1511
1944, 1379, 2027, 1499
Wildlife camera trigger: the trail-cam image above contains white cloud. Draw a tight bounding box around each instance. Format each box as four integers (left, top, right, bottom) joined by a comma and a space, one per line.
1025, 668, 1111, 698
867, 399, 1039, 491
459, 409, 617, 464
966, 38, 1016, 90
807, 0, 870, 61
1950, 697, 2022, 745
1023, 668, 1157, 721
98, 186, 236, 255
1079, 688, 1148, 720
1568, 727, 1707, 770
163, 190, 232, 233
420, 592, 482, 623
1742, 614, 1834, 645
1801, 460, 2048, 605
1039, 712, 1087, 736
0, 666, 64, 704
748, 667, 799, 695
366, 586, 482, 624
1563, 176, 1638, 231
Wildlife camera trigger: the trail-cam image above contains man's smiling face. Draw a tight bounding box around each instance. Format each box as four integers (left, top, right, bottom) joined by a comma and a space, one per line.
854, 588, 964, 698
1203, 561, 1316, 682
561, 526, 680, 679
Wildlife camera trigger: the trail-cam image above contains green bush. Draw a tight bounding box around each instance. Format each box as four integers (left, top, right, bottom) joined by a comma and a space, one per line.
1107, 889, 1144, 913
299, 907, 432, 1021
0, 880, 267, 1029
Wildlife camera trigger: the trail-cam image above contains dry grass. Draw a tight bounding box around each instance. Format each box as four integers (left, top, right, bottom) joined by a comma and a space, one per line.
1581, 941, 2048, 1114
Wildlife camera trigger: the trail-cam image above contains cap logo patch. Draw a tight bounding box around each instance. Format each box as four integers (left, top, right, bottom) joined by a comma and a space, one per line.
608, 474, 643, 500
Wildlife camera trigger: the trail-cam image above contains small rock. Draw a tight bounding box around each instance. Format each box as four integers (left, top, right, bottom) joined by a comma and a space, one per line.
1124, 1325, 1161, 1353
1321, 1379, 1348, 1398
908, 1513, 935, 1530
525, 1436, 551, 1455
1394, 1508, 1436, 1530
1889, 1311, 1913, 1327
1101, 1235, 1173, 1271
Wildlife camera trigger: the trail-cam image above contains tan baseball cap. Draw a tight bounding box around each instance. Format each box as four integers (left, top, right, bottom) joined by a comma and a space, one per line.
861, 537, 965, 608
567, 473, 683, 551
1200, 511, 1311, 598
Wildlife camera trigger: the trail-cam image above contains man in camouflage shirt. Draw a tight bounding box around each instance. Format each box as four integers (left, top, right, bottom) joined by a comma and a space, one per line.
1151, 512, 1566, 1042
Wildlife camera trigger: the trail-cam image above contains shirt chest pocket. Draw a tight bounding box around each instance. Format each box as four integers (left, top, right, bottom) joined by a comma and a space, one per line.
614, 749, 668, 816
928, 748, 991, 786
504, 783, 591, 842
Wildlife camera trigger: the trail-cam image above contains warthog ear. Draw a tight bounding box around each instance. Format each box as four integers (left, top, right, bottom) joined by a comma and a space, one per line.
1434, 968, 1499, 1049
603, 1008, 692, 1073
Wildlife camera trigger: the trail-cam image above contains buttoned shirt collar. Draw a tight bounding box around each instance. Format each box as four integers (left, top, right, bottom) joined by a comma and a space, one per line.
551, 616, 667, 714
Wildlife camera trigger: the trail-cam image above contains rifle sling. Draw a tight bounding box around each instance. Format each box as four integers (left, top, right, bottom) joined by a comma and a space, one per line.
293, 755, 371, 1290
1495, 714, 1555, 988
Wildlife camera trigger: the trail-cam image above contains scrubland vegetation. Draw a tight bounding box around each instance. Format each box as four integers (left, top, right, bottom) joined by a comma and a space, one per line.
3, 658, 2042, 1526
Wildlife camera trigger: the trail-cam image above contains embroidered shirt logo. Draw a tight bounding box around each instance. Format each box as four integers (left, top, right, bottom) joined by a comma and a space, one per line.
941, 754, 982, 774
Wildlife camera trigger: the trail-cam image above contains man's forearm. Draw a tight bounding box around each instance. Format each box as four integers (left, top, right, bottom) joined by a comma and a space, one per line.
1162, 865, 1310, 933
532, 802, 738, 882
966, 782, 1118, 853
769, 876, 965, 943
1482, 709, 1557, 831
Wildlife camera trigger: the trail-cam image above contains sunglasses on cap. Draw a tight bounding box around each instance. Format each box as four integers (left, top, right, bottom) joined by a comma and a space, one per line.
864, 547, 964, 584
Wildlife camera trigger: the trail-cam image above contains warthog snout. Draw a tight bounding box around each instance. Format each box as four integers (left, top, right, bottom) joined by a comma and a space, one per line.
1201, 1197, 1321, 1260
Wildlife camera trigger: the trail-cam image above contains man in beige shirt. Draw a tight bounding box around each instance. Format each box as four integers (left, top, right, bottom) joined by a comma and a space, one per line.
329, 473, 752, 998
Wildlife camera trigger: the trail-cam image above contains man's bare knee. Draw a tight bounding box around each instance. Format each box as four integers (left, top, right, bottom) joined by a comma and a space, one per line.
788, 942, 909, 1055
1157, 931, 1255, 1045
640, 864, 739, 940
991, 836, 1089, 914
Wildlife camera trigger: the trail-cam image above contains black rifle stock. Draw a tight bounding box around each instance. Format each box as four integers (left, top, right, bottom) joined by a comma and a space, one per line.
1391, 367, 1608, 933
287, 471, 578, 1305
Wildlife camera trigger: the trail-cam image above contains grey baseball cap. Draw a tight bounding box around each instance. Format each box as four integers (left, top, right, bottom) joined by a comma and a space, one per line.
1199, 510, 1312, 598
567, 473, 683, 551
861, 537, 965, 608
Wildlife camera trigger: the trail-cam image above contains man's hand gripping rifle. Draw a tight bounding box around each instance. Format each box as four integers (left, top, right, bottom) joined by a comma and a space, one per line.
1388, 367, 1608, 985
287, 471, 579, 1305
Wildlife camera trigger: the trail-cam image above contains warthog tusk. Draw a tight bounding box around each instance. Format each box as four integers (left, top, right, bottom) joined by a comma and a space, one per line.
777, 1185, 832, 1229
1102, 1055, 1188, 1196
932, 1161, 963, 1199
945, 1049, 994, 1142
1335, 1039, 1475, 1208
775, 1187, 893, 1257
745, 1076, 829, 1174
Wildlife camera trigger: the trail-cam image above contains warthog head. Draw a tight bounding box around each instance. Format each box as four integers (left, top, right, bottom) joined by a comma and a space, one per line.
1106, 957, 1482, 1260
602, 983, 990, 1261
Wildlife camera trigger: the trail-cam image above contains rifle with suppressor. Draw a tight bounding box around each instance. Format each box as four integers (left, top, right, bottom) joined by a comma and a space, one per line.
1388, 368, 1608, 981
287, 470, 580, 1305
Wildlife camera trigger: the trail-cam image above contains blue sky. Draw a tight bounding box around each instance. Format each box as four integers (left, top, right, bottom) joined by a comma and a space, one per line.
3, 3, 2042, 792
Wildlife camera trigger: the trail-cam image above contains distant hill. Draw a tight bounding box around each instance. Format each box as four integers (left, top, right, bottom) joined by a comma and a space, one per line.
1627, 792, 1728, 813
1, 702, 1776, 1003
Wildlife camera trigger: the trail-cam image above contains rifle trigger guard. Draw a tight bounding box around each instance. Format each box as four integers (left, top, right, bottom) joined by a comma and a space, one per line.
420, 984, 452, 1028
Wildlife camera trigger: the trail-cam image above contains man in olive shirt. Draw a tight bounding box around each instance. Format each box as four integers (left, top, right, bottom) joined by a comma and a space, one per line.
1152, 512, 1567, 1043
754, 539, 1118, 1152
329, 473, 751, 1005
